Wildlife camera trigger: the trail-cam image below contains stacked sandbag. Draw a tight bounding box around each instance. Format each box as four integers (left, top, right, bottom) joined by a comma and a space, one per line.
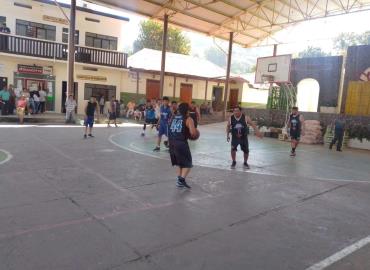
300, 120, 323, 144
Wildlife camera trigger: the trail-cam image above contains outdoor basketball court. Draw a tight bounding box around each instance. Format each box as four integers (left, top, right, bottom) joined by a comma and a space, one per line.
0, 123, 370, 270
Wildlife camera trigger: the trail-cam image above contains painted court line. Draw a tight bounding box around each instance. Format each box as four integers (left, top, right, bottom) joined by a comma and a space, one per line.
0, 149, 13, 165
305, 235, 370, 270
108, 132, 370, 184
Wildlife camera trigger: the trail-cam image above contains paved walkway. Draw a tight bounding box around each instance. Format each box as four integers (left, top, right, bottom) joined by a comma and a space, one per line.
0, 123, 369, 270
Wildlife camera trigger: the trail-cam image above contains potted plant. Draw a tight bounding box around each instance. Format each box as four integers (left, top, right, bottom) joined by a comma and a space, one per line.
347, 123, 370, 150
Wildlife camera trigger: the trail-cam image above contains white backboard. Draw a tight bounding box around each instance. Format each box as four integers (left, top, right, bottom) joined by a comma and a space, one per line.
255, 55, 292, 84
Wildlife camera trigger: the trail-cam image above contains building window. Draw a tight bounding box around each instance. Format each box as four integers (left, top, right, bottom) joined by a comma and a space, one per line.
85, 32, 117, 50
84, 83, 116, 100
0, 16, 6, 24
62, 28, 79, 45
16, 19, 56, 41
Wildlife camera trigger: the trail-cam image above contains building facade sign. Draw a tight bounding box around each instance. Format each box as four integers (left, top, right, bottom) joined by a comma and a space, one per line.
76, 74, 107, 82
18, 64, 44, 74
43, 15, 69, 25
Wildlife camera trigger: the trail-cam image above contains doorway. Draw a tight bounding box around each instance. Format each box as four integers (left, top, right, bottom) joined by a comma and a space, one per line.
0, 77, 7, 89
212, 86, 223, 111
297, 78, 320, 112
180, 83, 192, 104
229, 88, 239, 109
62, 81, 78, 113
146, 79, 160, 101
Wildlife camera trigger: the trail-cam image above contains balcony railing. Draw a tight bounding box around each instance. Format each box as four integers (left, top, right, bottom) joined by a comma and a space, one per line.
0, 33, 127, 69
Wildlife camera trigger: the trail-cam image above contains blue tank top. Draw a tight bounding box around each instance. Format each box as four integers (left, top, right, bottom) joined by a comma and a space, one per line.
169, 114, 188, 141
160, 105, 171, 125
145, 106, 156, 120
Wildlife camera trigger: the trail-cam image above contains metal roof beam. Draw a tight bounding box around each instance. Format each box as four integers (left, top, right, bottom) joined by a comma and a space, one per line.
182, 0, 272, 34
141, 0, 260, 40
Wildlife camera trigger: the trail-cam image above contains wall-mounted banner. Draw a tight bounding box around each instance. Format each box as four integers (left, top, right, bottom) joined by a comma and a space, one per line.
76, 74, 107, 82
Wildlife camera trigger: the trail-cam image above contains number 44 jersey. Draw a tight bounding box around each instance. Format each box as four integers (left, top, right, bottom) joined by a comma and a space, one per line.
169, 114, 188, 142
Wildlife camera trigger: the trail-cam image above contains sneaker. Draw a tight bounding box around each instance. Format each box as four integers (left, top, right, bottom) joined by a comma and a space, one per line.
231, 161, 236, 168
115, 124, 118, 128
83, 134, 87, 139
243, 162, 250, 169
290, 151, 296, 157
88, 134, 94, 138
164, 140, 169, 148
176, 177, 184, 188
153, 146, 160, 152
337, 149, 342, 152
179, 177, 191, 189
141, 132, 145, 137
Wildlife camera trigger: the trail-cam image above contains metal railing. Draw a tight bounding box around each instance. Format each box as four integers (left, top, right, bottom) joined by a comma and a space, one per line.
0, 33, 127, 68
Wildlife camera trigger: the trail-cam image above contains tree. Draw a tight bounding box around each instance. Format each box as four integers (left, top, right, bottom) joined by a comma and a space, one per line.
298, 46, 330, 58
133, 20, 191, 55
333, 31, 370, 53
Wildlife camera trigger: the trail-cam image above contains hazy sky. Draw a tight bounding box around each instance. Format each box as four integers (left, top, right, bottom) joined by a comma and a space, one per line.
58, 0, 370, 56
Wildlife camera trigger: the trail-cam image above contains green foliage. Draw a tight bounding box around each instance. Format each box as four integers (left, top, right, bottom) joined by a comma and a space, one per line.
333, 31, 370, 53
133, 20, 191, 55
348, 123, 370, 142
298, 46, 331, 58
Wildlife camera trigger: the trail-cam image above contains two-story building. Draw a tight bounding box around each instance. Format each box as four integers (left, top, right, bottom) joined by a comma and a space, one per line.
0, 0, 246, 114
0, 0, 129, 114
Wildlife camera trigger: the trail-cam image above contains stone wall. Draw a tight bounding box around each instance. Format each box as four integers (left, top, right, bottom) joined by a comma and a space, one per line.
243, 108, 370, 127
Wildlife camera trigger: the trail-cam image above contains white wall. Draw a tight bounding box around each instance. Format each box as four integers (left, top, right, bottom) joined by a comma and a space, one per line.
0, 0, 127, 50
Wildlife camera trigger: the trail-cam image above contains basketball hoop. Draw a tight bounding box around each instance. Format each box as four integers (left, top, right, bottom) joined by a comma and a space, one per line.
261, 74, 274, 84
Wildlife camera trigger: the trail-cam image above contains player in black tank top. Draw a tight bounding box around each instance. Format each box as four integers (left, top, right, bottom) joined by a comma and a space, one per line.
83, 96, 99, 139
168, 103, 198, 188
227, 106, 263, 169
288, 106, 305, 156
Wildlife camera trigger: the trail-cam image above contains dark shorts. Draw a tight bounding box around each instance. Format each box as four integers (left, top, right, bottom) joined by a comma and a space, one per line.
290, 130, 301, 141
109, 112, 117, 120
84, 116, 94, 127
231, 137, 249, 153
169, 140, 193, 168
158, 123, 168, 137
145, 118, 157, 125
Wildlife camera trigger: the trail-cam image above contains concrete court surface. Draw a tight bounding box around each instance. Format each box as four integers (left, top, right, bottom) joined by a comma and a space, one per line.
0, 122, 370, 270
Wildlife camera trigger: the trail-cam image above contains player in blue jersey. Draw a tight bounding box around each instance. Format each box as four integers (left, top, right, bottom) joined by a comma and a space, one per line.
141, 100, 157, 136
153, 96, 172, 151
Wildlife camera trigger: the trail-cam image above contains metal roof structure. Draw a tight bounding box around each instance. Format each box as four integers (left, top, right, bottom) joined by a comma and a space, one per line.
90, 0, 370, 47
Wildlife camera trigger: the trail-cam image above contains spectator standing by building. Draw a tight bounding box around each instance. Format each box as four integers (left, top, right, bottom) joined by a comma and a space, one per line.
0, 22, 11, 51
107, 96, 118, 127
39, 88, 47, 113
189, 101, 200, 128
65, 95, 77, 124
329, 113, 346, 152
0, 85, 10, 115
99, 95, 105, 115
33, 93, 40, 114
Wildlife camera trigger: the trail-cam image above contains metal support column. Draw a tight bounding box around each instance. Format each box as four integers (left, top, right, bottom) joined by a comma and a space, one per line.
223, 32, 233, 120
136, 71, 140, 100
173, 76, 176, 98
67, 0, 76, 97
204, 79, 208, 101
159, 14, 169, 98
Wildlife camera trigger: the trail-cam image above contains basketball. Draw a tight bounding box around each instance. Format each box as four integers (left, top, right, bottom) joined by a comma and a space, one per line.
189, 129, 200, 141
